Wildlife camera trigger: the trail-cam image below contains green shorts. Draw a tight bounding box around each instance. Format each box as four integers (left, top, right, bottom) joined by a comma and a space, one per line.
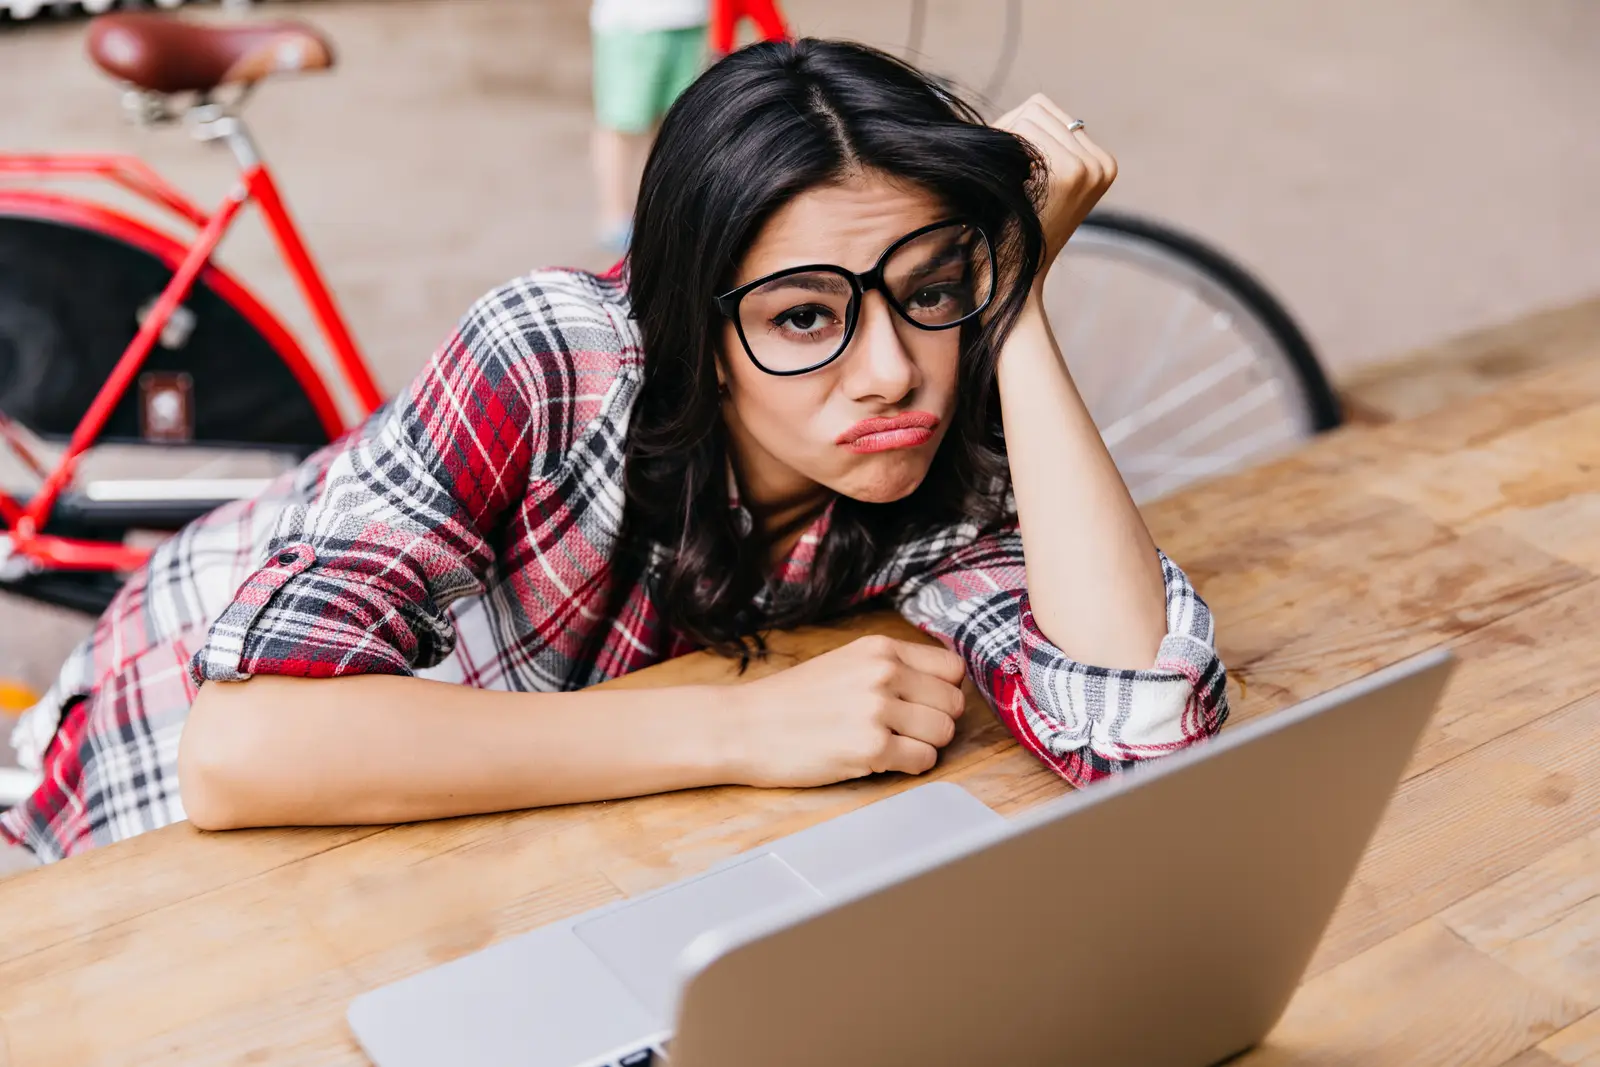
592, 25, 706, 134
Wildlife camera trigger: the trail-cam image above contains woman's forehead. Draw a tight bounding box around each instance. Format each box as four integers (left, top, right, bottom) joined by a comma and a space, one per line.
736, 173, 948, 284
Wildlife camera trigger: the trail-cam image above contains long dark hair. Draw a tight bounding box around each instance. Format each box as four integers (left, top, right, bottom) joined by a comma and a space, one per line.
615, 38, 1045, 661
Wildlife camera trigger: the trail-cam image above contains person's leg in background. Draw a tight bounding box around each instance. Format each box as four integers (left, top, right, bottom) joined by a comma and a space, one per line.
591, 29, 674, 251
654, 26, 707, 133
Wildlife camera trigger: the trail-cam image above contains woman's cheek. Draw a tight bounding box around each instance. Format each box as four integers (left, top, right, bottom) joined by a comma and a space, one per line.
919, 339, 963, 410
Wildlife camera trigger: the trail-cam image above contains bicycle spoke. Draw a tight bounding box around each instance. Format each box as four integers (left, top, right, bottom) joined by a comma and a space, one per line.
1054, 219, 1334, 502
1123, 422, 1301, 501
1114, 378, 1285, 460
1098, 347, 1257, 449
1060, 262, 1112, 362
1097, 286, 1199, 426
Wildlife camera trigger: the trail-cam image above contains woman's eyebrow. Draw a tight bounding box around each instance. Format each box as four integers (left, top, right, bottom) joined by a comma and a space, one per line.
901, 243, 967, 283
761, 272, 853, 294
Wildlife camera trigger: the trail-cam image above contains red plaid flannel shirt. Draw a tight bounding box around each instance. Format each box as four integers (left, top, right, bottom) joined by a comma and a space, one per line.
3, 270, 1226, 862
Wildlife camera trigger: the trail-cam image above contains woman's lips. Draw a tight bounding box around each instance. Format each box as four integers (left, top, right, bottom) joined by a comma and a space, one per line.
836, 411, 940, 454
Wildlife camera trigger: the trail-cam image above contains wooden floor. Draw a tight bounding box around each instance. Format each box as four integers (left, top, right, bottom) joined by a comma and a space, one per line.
1, 356, 1599, 1063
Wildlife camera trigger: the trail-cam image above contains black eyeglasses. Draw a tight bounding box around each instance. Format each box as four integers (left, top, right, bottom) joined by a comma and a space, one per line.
714, 219, 996, 376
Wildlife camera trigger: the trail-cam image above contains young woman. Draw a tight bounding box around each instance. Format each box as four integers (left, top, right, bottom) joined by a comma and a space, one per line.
1, 39, 1226, 868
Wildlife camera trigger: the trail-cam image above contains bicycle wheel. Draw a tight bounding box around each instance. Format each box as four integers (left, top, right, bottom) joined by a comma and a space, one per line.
1046, 211, 1340, 503
0, 211, 337, 615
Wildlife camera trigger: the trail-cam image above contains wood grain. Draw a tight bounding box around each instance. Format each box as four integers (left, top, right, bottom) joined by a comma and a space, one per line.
1540, 1008, 1600, 1065
1340, 294, 1600, 424
3, 356, 1600, 1065
1501, 1052, 1570, 1067
1304, 694, 1600, 977
1242, 920, 1588, 1067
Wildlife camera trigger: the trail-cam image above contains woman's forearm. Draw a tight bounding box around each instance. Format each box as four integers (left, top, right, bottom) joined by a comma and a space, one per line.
996, 294, 1168, 669
178, 673, 741, 830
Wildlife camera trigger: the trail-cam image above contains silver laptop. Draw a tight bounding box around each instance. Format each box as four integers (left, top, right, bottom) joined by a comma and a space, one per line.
349, 650, 1453, 1067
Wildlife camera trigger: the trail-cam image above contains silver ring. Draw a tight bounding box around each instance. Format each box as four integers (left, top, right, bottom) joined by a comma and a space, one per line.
1066, 119, 1086, 132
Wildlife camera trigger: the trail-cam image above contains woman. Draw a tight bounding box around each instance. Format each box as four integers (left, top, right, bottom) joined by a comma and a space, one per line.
1, 39, 1226, 868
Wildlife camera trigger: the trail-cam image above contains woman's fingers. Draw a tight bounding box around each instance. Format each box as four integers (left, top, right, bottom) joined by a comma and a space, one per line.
1005, 95, 1113, 174
996, 95, 1116, 267
1012, 115, 1102, 195
1010, 113, 1070, 154
891, 639, 967, 686
873, 734, 941, 776
884, 699, 960, 749
993, 99, 1029, 131
1026, 95, 1118, 178
1020, 112, 1103, 174
892, 662, 966, 719
1030, 95, 1087, 143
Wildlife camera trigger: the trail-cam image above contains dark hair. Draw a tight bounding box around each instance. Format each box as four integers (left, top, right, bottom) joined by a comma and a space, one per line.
609, 38, 1044, 664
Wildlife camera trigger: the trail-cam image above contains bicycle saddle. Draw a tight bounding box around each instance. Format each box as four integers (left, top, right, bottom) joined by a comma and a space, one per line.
86, 12, 335, 96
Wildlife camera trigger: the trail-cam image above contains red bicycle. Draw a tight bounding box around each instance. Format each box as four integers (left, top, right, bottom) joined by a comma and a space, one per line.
0, 10, 1339, 618
0, 12, 382, 614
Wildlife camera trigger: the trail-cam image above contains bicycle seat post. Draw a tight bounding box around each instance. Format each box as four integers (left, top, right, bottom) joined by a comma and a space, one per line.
187, 100, 262, 171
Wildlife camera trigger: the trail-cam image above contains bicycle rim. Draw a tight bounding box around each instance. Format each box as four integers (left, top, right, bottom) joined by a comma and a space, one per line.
1047, 214, 1337, 504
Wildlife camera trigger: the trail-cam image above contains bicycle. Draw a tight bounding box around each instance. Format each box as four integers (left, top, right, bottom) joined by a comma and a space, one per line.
0, 10, 1339, 620
0, 12, 381, 614
1049, 213, 1340, 504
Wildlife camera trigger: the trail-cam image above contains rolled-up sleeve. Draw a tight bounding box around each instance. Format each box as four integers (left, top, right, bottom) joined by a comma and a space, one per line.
191, 283, 550, 685
894, 527, 1227, 785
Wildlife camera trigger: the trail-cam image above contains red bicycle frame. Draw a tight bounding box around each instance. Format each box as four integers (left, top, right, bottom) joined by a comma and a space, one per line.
0, 111, 384, 575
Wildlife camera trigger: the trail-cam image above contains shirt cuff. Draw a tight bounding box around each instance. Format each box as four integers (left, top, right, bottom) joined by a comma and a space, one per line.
191, 543, 315, 684
188, 542, 417, 685
1015, 597, 1223, 766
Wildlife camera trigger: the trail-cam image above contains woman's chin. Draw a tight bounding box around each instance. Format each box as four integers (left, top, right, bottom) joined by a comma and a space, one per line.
835, 455, 932, 504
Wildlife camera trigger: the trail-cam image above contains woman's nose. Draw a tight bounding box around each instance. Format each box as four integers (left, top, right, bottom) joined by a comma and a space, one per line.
841, 295, 918, 402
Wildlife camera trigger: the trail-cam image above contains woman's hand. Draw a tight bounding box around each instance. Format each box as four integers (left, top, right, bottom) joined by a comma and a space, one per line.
726, 636, 968, 788
996, 94, 1118, 280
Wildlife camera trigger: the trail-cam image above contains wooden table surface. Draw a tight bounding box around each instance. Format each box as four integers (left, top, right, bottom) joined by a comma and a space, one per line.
3, 359, 1600, 1067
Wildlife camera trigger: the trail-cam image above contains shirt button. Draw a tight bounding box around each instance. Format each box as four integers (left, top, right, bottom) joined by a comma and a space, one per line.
276, 550, 298, 566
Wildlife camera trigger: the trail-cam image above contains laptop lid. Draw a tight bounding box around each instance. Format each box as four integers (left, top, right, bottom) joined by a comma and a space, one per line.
667, 650, 1454, 1067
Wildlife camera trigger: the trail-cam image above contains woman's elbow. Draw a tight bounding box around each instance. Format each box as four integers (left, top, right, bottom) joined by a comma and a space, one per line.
179, 681, 267, 831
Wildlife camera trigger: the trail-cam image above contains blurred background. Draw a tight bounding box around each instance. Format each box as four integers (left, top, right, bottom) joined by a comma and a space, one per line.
2, 0, 1599, 751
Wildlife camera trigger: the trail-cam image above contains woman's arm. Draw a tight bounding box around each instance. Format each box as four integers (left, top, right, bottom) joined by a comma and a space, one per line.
997, 304, 1166, 669
895, 526, 1225, 785
178, 276, 969, 830
179, 676, 740, 829
996, 96, 1166, 670
886, 95, 1225, 783
180, 635, 969, 830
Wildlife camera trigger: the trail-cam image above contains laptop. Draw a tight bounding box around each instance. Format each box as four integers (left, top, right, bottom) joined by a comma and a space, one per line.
349, 649, 1453, 1067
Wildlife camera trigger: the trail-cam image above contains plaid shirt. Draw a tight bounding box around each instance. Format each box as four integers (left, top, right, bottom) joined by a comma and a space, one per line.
3, 270, 1227, 863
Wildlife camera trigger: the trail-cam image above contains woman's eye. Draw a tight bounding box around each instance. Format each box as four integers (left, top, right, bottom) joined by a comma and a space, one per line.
909, 285, 957, 309
772, 305, 835, 334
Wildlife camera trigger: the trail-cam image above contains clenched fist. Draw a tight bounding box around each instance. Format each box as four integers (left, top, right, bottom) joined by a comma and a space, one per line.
726, 635, 968, 788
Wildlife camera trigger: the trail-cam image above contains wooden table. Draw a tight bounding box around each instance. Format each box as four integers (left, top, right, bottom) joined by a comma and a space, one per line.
3, 361, 1600, 1067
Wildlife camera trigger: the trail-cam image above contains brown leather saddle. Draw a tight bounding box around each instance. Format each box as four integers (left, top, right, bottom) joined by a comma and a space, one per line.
86, 12, 335, 96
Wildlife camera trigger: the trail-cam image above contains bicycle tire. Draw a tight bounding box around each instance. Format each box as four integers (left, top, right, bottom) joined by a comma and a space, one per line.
0, 213, 333, 450
0, 570, 126, 616
0, 211, 333, 616
1077, 209, 1341, 432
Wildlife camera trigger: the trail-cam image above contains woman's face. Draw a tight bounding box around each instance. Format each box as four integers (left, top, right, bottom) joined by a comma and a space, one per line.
719, 171, 965, 513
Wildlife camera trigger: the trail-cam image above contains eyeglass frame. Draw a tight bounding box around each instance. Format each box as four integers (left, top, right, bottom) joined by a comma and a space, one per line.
713, 218, 998, 377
